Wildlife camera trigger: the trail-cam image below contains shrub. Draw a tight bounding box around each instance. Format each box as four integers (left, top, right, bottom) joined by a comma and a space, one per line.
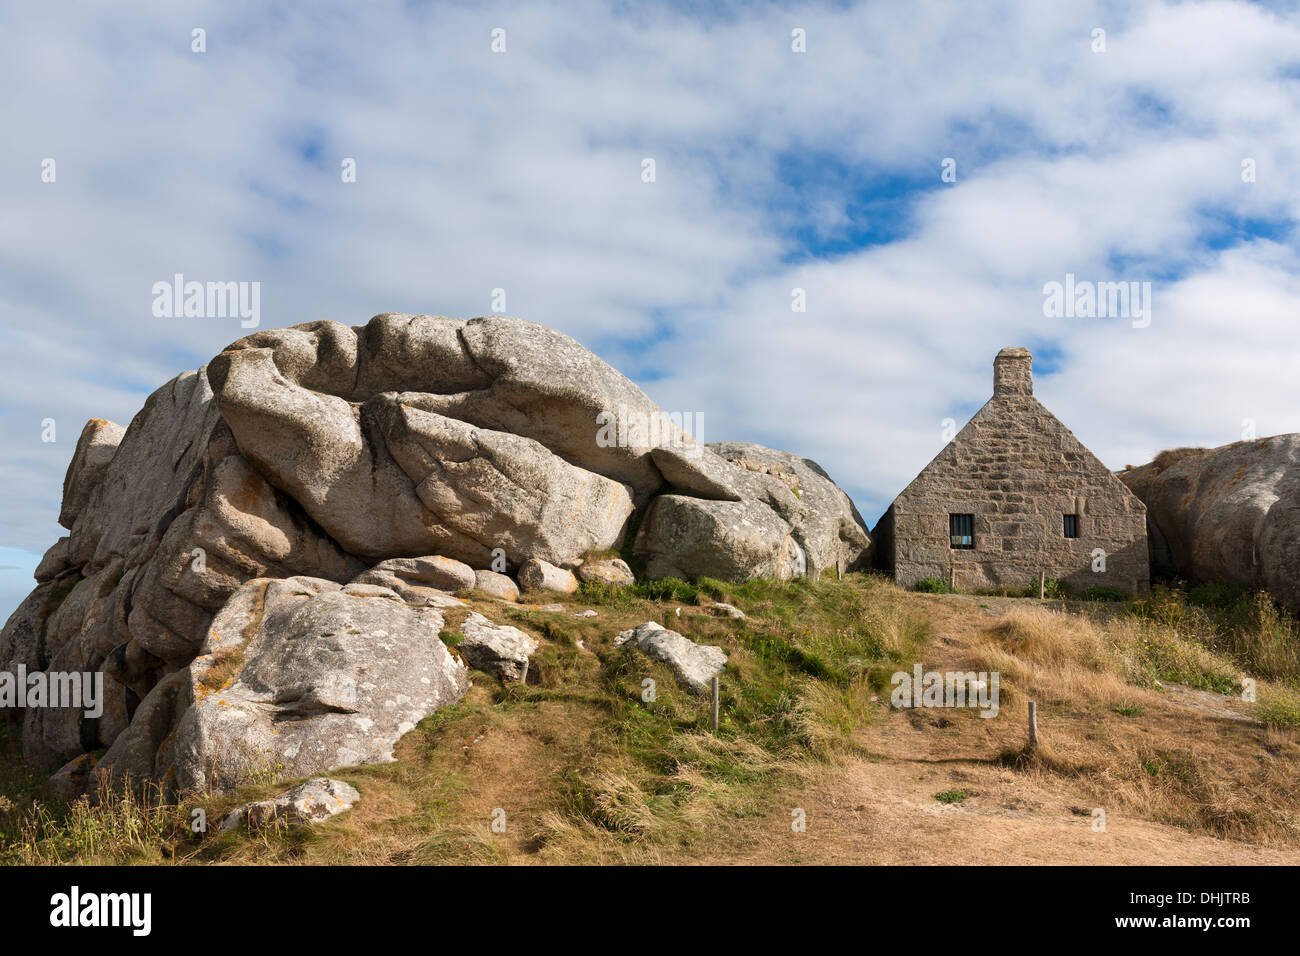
1127, 583, 1299, 683
913, 576, 953, 594
1256, 687, 1300, 729
1186, 580, 1247, 610
1042, 577, 1074, 599
1083, 585, 1130, 602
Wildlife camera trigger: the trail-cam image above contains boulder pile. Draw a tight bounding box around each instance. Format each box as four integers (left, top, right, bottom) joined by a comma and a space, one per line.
1, 313, 870, 796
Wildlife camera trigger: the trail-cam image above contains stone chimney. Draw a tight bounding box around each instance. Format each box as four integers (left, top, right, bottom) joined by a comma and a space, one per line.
993, 347, 1032, 396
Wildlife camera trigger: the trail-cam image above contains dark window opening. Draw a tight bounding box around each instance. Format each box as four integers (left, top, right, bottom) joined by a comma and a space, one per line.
950, 514, 974, 549
1063, 514, 1079, 538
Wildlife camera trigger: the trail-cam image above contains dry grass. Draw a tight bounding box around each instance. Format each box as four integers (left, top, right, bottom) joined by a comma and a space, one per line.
3, 571, 930, 865
1150, 446, 1210, 472
5, 572, 1300, 864
969, 602, 1300, 845
975, 604, 1242, 706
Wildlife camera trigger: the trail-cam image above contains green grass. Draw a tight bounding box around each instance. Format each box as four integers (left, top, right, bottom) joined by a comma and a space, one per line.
0, 571, 933, 864
1125, 583, 1300, 685
9, 567, 1294, 864
913, 576, 953, 594
1041, 578, 1073, 599
1257, 687, 1300, 729
574, 575, 732, 606
1083, 585, 1130, 602
1121, 621, 1240, 694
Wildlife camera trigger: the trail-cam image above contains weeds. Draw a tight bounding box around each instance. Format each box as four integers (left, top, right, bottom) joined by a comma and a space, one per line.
913, 576, 952, 594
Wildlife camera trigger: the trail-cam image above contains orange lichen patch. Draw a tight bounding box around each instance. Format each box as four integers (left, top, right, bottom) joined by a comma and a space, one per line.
195, 642, 245, 699
239, 582, 271, 645
228, 469, 273, 514
155, 733, 175, 762
1151, 447, 1209, 473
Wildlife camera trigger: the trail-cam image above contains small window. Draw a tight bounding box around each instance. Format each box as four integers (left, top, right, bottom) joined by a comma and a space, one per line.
949, 514, 974, 549
1063, 514, 1079, 538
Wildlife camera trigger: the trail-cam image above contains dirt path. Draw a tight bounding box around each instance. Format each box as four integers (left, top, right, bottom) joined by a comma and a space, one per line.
721, 593, 1300, 866
727, 754, 1300, 865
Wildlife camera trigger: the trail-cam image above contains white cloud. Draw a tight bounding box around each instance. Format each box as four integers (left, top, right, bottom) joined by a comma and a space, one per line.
1, 0, 1298, 614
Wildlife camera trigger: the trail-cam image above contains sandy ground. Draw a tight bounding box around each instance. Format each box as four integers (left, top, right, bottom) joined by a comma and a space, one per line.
723, 593, 1300, 866
726, 755, 1300, 865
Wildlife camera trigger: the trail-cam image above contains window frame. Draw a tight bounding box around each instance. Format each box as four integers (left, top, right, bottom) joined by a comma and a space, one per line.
949, 513, 975, 550
1063, 513, 1079, 539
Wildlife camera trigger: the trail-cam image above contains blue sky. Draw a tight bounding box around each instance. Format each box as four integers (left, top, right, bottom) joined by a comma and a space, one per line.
3, 0, 1300, 619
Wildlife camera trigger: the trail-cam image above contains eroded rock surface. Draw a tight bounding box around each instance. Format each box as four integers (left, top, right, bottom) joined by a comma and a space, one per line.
219, 777, 360, 832
614, 621, 727, 695
576, 556, 636, 587
93, 577, 468, 795
352, 555, 477, 594
518, 558, 579, 594
458, 612, 539, 682
634, 442, 869, 582
1120, 436, 1300, 611
2, 312, 868, 791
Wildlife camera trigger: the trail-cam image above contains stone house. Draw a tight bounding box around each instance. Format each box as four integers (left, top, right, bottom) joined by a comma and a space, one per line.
873, 347, 1149, 595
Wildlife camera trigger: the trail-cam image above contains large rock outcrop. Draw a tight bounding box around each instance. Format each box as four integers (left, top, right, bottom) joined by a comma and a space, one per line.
2, 312, 869, 793
1119, 436, 1300, 611
633, 442, 871, 581
93, 577, 469, 795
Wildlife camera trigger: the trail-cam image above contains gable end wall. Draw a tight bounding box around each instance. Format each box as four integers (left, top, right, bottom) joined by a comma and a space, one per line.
889, 394, 1149, 594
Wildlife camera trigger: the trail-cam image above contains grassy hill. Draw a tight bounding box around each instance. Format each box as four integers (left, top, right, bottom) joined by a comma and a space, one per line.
3, 573, 1299, 865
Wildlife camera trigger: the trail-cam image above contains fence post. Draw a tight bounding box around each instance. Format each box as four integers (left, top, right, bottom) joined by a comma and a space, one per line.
1028, 700, 1039, 751
711, 676, 720, 732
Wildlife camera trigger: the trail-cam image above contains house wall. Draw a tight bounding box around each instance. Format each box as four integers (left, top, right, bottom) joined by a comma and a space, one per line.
887, 350, 1149, 595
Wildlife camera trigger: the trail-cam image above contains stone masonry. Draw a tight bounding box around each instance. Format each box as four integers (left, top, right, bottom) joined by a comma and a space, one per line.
874, 348, 1149, 595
